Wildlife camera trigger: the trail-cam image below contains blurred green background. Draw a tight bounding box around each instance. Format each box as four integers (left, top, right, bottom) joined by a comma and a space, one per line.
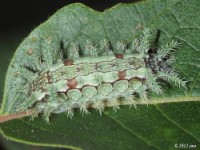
0, 0, 139, 150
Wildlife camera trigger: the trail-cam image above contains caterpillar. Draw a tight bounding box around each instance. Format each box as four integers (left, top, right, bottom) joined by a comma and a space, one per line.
15, 27, 186, 122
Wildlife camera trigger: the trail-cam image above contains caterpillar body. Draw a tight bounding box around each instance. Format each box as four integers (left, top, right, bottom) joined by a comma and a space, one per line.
15, 28, 186, 122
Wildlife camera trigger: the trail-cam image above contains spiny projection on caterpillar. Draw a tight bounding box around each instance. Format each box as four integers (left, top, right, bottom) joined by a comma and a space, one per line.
14, 27, 186, 122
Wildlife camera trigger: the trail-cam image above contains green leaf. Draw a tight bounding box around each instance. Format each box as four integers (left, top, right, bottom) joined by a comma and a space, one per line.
1, 0, 200, 150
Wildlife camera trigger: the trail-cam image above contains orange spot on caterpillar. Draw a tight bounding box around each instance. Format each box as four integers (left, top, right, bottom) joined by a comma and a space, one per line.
118, 71, 126, 80
115, 54, 124, 59
64, 59, 73, 66
67, 78, 78, 89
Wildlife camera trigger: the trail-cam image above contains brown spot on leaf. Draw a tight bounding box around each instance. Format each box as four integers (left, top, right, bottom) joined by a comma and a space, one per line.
27, 48, 33, 55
